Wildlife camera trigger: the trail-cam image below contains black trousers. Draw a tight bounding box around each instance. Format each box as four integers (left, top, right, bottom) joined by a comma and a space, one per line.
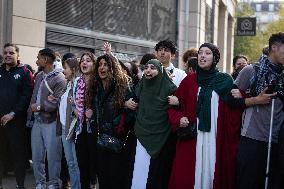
96, 131, 136, 189
0, 117, 27, 187
275, 123, 284, 189
236, 136, 280, 189
75, 128, 97, 189
146, 133, 176, 189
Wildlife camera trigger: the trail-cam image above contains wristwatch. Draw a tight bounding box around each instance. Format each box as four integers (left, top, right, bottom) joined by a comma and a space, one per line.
36, 105, 41, 111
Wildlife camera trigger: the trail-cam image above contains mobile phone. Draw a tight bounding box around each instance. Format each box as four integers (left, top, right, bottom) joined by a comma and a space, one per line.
266, 79, 277, 94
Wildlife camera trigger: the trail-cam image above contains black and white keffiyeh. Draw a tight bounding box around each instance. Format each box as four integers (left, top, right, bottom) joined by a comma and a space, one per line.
250, 54, 284, 96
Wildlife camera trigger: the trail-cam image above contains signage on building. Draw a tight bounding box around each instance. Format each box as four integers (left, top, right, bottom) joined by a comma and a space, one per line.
236, 17, 256, 36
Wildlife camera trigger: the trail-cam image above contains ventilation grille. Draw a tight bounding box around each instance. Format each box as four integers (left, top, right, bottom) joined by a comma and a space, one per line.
46, 43, 92, 58
46, 30, 95, 47
46, 0, 177, 42
47, 0, 93, 30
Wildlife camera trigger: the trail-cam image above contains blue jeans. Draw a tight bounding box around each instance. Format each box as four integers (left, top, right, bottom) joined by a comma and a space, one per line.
62, 129, 81, 189
31, 121, 62, 188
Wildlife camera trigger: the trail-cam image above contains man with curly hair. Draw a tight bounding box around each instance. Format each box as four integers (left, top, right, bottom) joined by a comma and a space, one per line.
155, 40, 187, 87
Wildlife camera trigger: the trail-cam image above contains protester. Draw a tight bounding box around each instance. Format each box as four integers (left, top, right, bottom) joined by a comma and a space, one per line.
90, 54, 136, 189
0, 43, 33, 189
168, 43, 243, 189
185, 57, 198, 74
235, 32, 284, 189
131, 59, 176, 189
137, 53, 157, 80
58, 52, 77, 189
56, 58, 81, 189
62, 53, 76, 63
139, 53, 157, 66
27, 48, 65, 189
182, 48, 198, 73
74, 52, 97, 189
124, 61, 140, 87
23, 63, 35, 172
231, 55, 248, 80
155, 40, 186, 87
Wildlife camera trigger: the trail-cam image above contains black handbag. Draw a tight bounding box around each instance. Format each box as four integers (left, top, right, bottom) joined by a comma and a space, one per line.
95, 86, 130, 153
97, 132, 124, 153
176, 121, 197, 141
97, 123, 130, 153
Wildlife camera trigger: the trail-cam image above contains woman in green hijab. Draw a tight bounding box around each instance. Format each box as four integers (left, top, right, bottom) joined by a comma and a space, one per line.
131, 59, 176, 189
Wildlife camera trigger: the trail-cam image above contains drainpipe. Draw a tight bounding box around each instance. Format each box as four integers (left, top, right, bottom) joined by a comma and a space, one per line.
185, 0, 190, 49
147, 0, 151, 36
198, 0, 202, 46
212, 0, 216, 43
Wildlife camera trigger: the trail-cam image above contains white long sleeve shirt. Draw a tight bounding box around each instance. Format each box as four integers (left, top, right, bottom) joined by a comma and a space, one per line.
165, 63, 187, 87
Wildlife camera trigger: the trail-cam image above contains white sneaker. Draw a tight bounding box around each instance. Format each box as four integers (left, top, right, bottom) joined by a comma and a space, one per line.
35, 184, 45, 189
48, 185, 57, 189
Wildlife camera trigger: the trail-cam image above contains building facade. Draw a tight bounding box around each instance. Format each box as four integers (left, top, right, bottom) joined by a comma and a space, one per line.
250, 0, 283, 31
0, 0, 237, 73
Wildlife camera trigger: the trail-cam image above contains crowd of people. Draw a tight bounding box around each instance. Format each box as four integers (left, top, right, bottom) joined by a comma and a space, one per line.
0, 32, 283, 189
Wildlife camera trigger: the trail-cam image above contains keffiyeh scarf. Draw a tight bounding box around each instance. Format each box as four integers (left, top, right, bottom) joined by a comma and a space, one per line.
250, 54, 284, 96
75, 76, 86, 137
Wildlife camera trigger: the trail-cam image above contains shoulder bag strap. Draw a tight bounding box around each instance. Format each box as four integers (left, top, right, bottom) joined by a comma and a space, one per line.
44, 77, 54, 94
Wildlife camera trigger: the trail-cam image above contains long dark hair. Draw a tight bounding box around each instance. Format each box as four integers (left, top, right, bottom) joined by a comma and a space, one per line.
79, 52, 96, 108
127, 61, 139, 87
93, 54, 130, 109
79, 52, 96, 73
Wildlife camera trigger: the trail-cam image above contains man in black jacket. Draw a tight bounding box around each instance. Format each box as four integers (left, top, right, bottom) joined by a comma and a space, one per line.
0, 43, 33, 189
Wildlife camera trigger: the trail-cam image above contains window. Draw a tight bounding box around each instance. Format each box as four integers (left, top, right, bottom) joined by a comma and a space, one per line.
269, 4, 274, 12
205, 2, 213, 43
206, 0, 213, 8
256, 4, 261, 12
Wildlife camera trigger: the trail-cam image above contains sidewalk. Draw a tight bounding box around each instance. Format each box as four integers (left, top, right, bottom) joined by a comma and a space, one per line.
2, 169, 35, 189
2, 169, 98, 189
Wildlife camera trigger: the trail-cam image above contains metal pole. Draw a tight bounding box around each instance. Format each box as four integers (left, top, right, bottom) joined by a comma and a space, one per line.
265, 97, 275, 189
